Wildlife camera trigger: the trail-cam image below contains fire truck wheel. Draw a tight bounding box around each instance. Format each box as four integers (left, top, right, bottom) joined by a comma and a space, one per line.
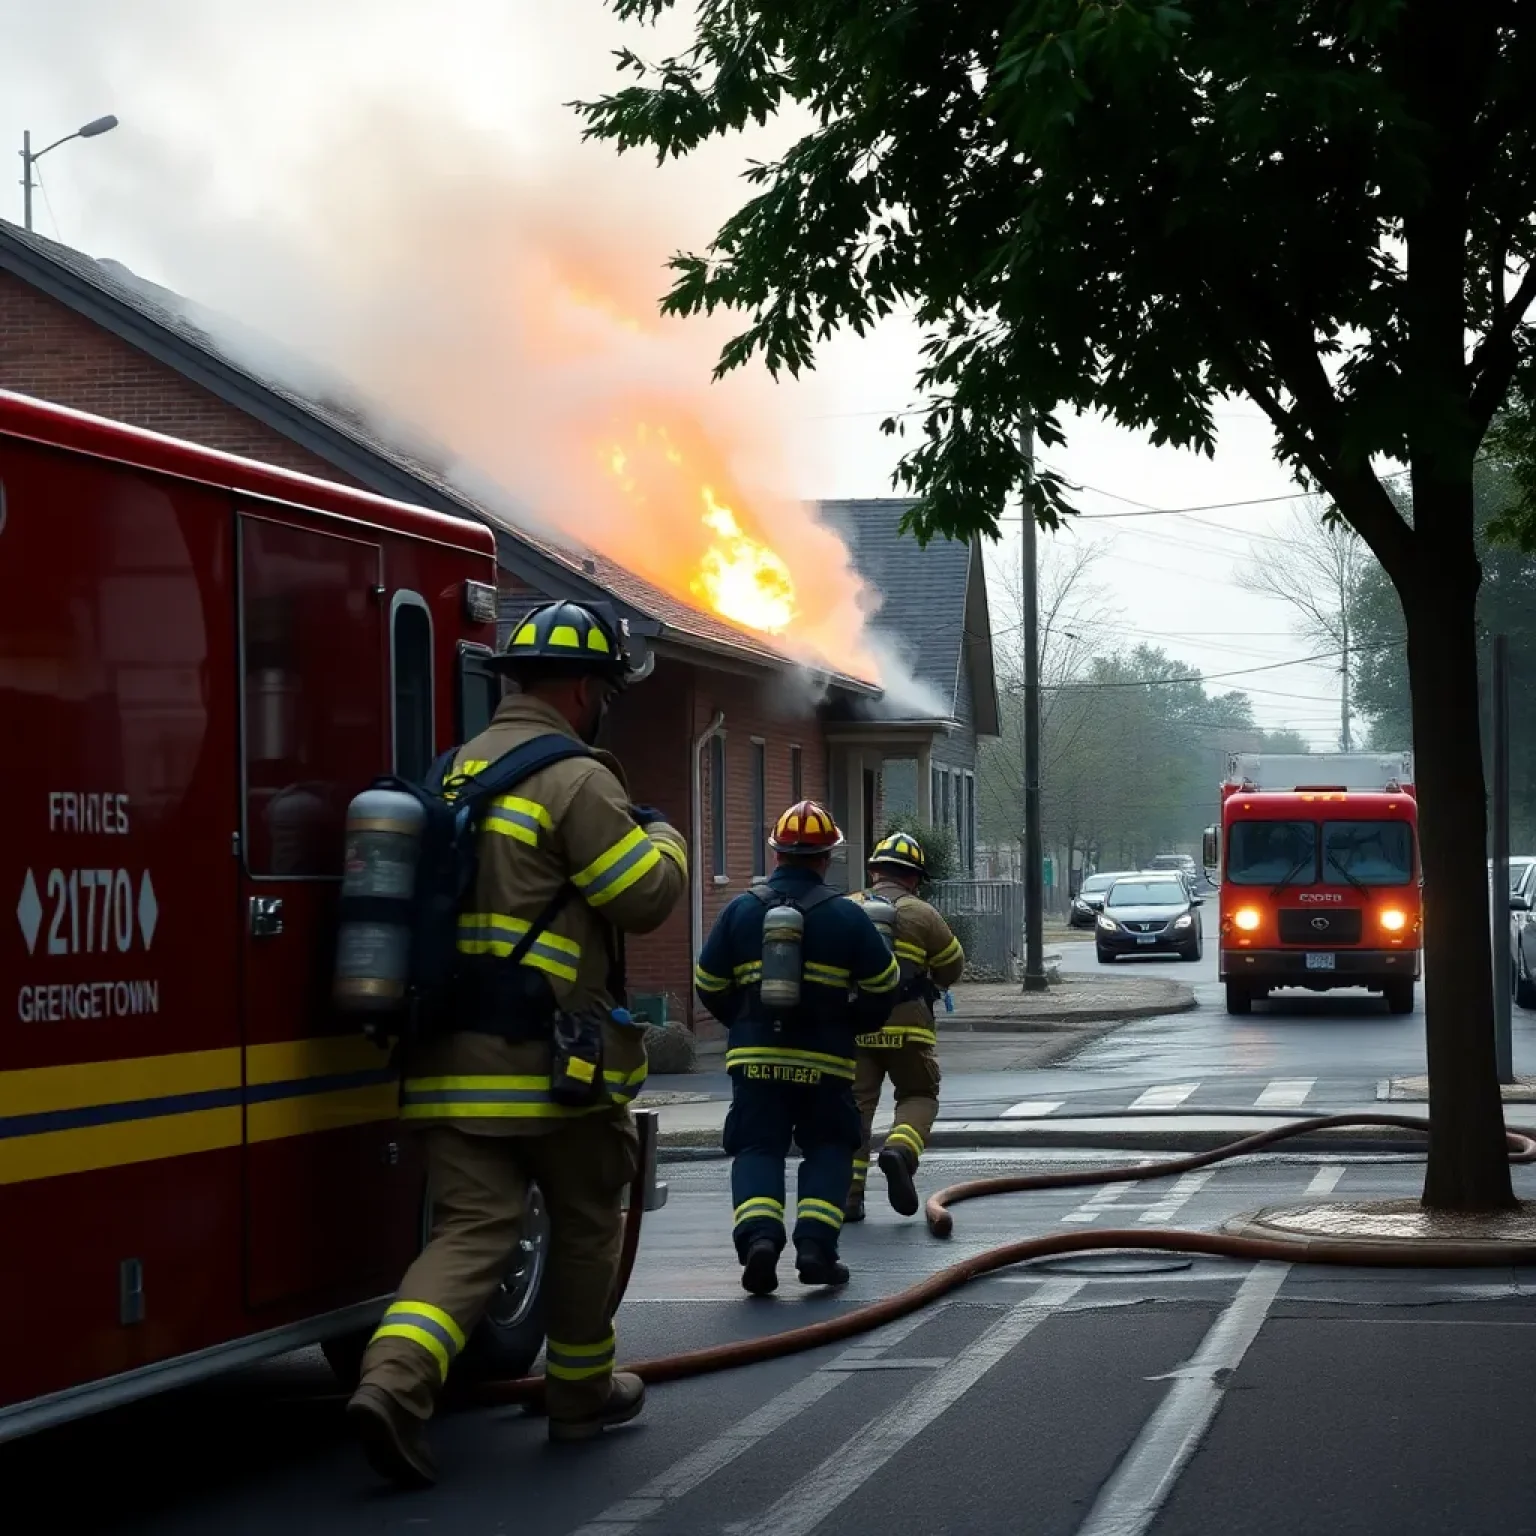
1384, 980, 1415, 1016
1224, 981, 1252, 1015
456, 1182, 550, 1387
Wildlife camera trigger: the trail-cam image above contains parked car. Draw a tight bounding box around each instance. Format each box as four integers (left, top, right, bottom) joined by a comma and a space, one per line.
1070, 870, 1137, 928
1096, 873, 1205, 962
1509, 858, 1536, 1009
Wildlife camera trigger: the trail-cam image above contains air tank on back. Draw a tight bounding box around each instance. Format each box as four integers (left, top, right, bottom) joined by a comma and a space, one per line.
860, 896, 898, 954
759, 901, 806, 1012
334, 784, 426, 1025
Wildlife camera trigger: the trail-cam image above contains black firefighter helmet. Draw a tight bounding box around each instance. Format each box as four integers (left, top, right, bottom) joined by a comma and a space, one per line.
492, 599, 637, 688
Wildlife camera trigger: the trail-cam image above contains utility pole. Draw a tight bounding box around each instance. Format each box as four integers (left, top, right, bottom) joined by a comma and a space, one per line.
1339, 617, 1352, 752
21, 130, 32, 233
1020, 413, 1047, 992
1492, 633, 1513, 1083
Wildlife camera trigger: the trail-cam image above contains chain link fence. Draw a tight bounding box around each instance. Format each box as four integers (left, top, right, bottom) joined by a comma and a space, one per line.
927, 879, 1025, 982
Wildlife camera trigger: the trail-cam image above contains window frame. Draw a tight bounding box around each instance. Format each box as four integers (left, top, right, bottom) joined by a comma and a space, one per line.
710, 731, 728, 880
236, 511, 385, 883
751, 737, 768, 878
389, 590, 435, 784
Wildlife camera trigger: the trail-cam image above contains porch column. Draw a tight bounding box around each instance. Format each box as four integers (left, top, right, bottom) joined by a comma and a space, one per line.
917, 740, 933, 824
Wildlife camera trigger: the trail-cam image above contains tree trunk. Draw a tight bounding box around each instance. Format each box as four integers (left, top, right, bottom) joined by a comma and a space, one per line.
1402, 539, 1515, 1211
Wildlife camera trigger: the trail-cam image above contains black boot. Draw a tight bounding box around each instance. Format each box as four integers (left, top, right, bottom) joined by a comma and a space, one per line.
879, 1141, 920, 1217
795, 1243, 850, 1288
843, 1189, 866, 1223
741, 1237, 780, 1296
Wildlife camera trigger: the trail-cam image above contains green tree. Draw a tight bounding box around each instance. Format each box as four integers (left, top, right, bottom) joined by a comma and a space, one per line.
581, 2, 1536, 1208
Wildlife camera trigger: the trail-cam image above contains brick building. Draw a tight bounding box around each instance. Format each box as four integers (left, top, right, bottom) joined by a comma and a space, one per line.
0, 221, 996, 1033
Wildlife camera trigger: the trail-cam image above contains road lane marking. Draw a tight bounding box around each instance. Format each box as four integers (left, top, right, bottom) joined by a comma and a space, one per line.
1136, 1170, 1215, 1224
735, 1279, 1086, 1536
1253, 1078, 1316, 1109
1304, 1164, 1345, 1196
820, 1357, 950, 1371
1062, 1159, 1157, 1223
1002, 1100, 1065, 1118
1076, 1263, 1290, 1536
563, 1308, 943, 1535
1129, 1084, 1198, 1109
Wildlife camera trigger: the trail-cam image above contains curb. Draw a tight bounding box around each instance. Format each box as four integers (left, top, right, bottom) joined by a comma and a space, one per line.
939, 983, 1197, 1031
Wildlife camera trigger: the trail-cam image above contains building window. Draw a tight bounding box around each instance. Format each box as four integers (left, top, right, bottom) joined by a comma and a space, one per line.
963, 772, 977, 873
751, 739, 767, 877
710, 732, 727, 877
790, 743, 803, 803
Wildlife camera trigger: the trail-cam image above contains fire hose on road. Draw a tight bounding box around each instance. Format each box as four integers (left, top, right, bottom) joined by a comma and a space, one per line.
475, 1114, 1536, 1410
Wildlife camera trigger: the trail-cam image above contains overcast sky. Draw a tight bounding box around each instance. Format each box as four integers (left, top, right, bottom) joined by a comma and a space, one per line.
0, 0, 1366, 746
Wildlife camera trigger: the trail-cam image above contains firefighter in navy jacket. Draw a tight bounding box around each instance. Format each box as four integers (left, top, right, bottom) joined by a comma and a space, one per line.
694, 801, 899, 1295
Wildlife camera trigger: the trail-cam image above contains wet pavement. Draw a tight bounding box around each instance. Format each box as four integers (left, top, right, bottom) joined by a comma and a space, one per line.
16, 981, 1536, 1534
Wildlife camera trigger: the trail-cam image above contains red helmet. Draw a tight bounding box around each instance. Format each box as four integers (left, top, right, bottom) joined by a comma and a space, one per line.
768, 800, 845, 854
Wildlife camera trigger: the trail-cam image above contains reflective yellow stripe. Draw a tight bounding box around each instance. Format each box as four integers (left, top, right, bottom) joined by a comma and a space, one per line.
724, 1047, 855, 1081
894, 940, 927, 963
862, 1023, 937, 1048
401, 1073, 636, 1119
804, 961, 850, 981
455, 911, 581, 982
371, 1322, 452, 1380
483, 794, 554, 847
656, 839, 688, 876
548, 624, 582, 649
885, 1125, 925, 1156
695, 965, 732, 993
733, 960, 764, 981
797, 1197, 843, 1230
573, 827, 663, 908
929, 937, 962, 967
733, 1196, 785, 1225
384, 1298, 466, 1351
858, 958, 901, 993
545, 1329, 616, 1381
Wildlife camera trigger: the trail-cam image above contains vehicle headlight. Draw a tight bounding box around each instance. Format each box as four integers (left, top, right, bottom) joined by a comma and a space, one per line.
1233, 907, 1261, 932
1097, 914, 1118, 931
1380, 908, 1407, 932
1174, 913, 1193, 929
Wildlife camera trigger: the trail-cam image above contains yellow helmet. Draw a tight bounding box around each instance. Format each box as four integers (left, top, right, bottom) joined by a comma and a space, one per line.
868, 831, 926, 876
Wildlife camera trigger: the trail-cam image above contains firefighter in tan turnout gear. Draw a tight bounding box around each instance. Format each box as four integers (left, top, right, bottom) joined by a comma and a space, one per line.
348, 600, 687, 1487
845, 833, 964, 1221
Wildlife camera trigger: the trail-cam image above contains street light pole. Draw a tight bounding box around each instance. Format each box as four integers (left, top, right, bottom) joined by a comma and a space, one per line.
1021, 412, 1047, 992
19, 115, 119, 232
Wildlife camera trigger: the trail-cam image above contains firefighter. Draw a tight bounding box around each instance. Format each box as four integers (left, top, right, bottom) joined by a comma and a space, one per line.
695, 801, 900, 1295
844, 832, 965, 1222
348, 599, 688, 1487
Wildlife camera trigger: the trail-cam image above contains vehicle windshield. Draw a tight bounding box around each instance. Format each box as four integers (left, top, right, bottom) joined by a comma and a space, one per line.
1226, 821, 1316, 886
1082, 875, 1118, 893
1323, 821, 1414, 885
1106, 880, 1186, 907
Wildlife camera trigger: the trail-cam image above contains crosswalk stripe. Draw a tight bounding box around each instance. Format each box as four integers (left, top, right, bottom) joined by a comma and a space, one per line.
1129, 1083, 1198, 1109
1253, 1078, 1316, 1109
1001, 1100, 1065, 1118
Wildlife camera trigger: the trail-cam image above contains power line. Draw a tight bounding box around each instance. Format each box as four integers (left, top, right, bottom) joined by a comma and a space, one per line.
1034, 644, 1386, 692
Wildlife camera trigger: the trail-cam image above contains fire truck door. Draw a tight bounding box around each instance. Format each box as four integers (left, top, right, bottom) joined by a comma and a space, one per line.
236, 510, 417, 1312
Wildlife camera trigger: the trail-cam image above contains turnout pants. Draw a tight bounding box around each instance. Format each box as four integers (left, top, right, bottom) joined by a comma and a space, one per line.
358, 1116, 638, 1426
724, 1071, 861, 1261
852, 1042, 942, 1191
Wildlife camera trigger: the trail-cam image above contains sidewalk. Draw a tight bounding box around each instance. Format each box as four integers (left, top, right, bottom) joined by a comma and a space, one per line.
944, 974, 1196, 1029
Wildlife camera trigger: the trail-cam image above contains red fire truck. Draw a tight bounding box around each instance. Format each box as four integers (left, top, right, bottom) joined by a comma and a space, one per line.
1202, 751, 1421, 1017
0, 389, 667, 1444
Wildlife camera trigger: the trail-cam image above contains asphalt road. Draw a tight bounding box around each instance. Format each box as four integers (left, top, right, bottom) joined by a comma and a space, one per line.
15, 982, 1536, 1534
20, 1148, 1536, 1535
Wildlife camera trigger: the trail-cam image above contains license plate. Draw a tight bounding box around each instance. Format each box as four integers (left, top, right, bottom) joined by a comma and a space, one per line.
1136, 934, 1157, 945
1305, 952, 1336, 971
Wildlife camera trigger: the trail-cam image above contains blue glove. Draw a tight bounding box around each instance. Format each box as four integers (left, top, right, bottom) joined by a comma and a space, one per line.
630, 803, 666, 828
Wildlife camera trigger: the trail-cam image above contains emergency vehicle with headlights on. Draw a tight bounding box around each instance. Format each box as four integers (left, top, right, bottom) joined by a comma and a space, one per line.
0, 389, 664, 1445
1202, 751, 1420, 1017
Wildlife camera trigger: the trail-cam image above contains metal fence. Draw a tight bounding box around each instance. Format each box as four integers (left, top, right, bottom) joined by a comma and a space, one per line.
927, 879, 1025, 981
